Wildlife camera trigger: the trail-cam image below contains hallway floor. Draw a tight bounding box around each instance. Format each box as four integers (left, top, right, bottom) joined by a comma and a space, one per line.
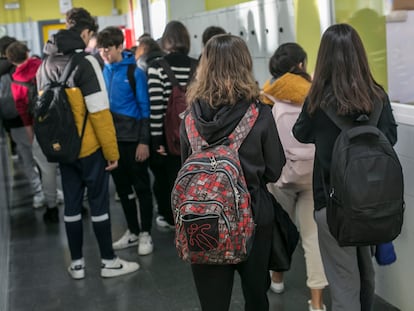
7, 159, 400, 311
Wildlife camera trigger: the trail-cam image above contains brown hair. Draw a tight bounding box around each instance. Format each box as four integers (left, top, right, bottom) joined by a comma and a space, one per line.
186, 34, 259, 108
308, 23, 384, 115
6, 41, 29, 64
161, 21, 190, 54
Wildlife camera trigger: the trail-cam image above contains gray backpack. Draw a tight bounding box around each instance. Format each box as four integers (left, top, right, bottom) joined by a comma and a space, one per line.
0, 73, 19, 120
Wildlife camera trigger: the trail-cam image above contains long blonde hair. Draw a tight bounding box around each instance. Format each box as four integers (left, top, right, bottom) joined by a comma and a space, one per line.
186, 34, 259, 108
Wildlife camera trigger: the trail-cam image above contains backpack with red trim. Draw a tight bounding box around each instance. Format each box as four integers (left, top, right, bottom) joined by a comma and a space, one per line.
171, 103, 258, 264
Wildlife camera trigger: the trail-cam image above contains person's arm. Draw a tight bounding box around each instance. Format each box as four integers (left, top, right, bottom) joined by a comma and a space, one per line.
147, 63, 167, 154
378, 96, 398, 146
292, 98, 315, 144
179, 112, 191, 164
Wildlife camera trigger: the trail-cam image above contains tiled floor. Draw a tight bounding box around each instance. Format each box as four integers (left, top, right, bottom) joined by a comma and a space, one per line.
7, 160, 400, 311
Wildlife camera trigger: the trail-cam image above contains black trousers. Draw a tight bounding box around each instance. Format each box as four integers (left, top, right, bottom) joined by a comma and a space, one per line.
149, 152, 181, 225
191, 224, 273, 311
111, 142, 154, 234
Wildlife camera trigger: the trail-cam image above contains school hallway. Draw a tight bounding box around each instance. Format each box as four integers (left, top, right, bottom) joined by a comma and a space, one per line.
2, 151, 400, 311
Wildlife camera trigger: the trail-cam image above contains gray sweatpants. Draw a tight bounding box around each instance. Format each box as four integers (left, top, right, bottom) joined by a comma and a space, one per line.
314, 208, 375, 311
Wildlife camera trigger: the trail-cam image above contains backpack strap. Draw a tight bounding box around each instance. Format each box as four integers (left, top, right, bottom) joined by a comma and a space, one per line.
127, 63, 136, 97
158, 58, 197, 88
185, 103, 259, 153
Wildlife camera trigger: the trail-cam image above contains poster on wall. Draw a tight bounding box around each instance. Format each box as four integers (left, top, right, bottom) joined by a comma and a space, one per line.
59, 0, 73, 14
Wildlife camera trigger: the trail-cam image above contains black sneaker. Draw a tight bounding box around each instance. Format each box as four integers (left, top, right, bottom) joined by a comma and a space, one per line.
43, 207, 59, 223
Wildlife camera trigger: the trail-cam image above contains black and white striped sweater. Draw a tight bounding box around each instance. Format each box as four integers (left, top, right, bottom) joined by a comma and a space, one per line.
147, 52, 198, 151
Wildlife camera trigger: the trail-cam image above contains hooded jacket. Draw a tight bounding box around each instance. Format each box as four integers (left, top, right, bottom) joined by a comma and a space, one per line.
180, 100, 286, 226
37, 29, 119, 161
11, 57, 41, 126
102, 51, 150, 143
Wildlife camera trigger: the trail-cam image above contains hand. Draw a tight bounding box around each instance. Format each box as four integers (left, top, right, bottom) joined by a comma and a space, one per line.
156, 145, 167, 156
135, 144, 149, 162
105, 160, 118, 171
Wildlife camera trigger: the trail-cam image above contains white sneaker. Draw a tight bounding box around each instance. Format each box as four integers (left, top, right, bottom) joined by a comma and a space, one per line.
138, 232, 154, 255
68, 259, 85, 280
33, 192, 45, 208
56, 189, 64, 205
308, 300, 326, 311
101, 257, 139, 278
112, 230, 139, 250
270, 280, 284, 294
155, 216, 175, 230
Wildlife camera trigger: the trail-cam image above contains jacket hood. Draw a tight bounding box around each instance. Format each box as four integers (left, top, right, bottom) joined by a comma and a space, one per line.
190, 99, 251, 144
43, 29, 86, 55
0, 57, 14, 76
262, 73, 311, 106
13, 57, 42, 81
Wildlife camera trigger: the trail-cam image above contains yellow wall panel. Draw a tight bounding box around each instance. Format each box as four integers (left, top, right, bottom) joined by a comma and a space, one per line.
205, 0, 250, 11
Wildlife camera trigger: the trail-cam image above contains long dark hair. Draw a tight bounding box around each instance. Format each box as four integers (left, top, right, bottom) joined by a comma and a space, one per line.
268, 42, 311, 82
307, 23, 385, 115
161, 21, 190, 55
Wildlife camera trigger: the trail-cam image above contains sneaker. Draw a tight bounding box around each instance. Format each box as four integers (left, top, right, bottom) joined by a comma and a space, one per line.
43, 207, 59, 223
56, 189, 64, 205
155, 216, 175, 230
138, 232, 154, 255
33, 192, 45, 209
112, 230, 139, 250
308, 300, 326, 311
101, 257, 139, 278
269, 271, 284, 294
68, 260, 85, 280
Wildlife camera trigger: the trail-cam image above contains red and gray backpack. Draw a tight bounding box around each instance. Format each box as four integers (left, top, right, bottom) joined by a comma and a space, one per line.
171, 103, 258, 264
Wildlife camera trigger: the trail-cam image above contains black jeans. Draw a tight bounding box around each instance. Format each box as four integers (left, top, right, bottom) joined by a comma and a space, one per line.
111, 142, 154, 234
149, 152, 181, 225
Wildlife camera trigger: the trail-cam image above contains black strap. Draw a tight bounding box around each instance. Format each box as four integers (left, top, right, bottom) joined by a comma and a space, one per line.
127, 63, 136, 97
157, 58, 197, 87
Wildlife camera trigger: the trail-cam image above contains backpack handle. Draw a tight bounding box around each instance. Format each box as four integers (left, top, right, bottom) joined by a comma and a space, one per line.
347, 126, 381, 140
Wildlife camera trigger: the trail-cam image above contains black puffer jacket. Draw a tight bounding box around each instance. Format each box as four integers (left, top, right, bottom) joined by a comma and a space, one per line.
180, 100, 286, 226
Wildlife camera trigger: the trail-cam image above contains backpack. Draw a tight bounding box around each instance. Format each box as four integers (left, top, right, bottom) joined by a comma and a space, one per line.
171, 103, 258, 264
158, 58, 197, 156
0, 73, 19, 120
34, 53, 88, 163
324, 104, 404, 246
12, 78, 38, 116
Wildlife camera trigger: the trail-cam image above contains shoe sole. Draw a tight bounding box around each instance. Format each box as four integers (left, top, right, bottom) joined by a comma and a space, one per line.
68, 268, 85, 280
112, 241, 139, 250
138, 247, 154, 256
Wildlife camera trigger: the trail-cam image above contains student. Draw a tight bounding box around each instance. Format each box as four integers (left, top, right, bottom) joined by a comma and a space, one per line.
97, 26, 154, 256
6, 41, 64, 223
37, 7, 139, 279
135, 36, 165, 72
293, 24, 398, 311
201, 26, 226, 46
182, 34, 285, 311
0, 36, 45, 209
147, 21, 198, 230
263, 43, 328, 311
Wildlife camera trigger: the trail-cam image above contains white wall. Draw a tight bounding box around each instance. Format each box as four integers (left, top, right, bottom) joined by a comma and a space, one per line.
376, 103, 414, 311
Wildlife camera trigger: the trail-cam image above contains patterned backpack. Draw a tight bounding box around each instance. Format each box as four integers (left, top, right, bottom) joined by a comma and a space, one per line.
171, 103, 258, 264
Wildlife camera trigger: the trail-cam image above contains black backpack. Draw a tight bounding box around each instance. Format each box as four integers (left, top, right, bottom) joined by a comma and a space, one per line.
0, 73, 19, 120
34, 53, 87, 163
324, 104, 404, 246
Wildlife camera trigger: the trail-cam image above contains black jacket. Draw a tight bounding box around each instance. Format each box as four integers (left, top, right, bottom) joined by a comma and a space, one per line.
180, 100, 286, 226
293, 95, 398, 210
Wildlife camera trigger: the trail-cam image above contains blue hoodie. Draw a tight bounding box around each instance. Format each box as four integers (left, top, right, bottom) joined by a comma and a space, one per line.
103, 51, 150, 143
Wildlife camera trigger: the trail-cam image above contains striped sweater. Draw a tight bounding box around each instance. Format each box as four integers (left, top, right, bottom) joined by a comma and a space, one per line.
147, 52, 198, 151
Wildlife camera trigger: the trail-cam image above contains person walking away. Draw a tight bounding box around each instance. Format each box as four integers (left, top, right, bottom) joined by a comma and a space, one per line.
97, 26, 154, 256
147, 21, 198, 230
293, 23, 398, 311
6, 41, 64, 222
182, 34, 285, 311
263, 42, 328, 311
37, 7, 139, 279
